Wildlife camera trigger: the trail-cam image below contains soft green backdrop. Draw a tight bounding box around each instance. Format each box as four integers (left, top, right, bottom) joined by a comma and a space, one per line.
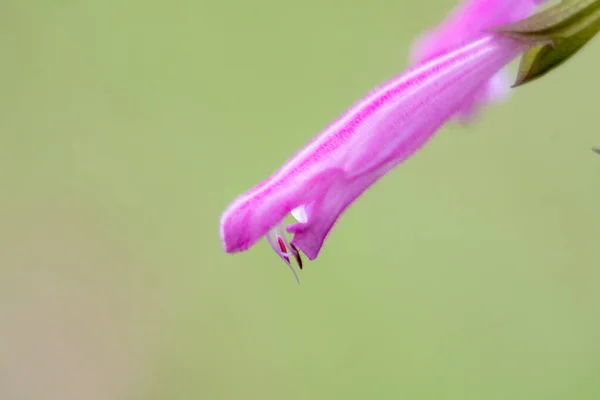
1, 1, 599, 399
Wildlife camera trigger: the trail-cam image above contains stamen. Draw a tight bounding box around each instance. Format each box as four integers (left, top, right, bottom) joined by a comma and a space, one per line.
266, 225, 300, 285
277, 222, 303, 269
265, 229, 279, 255
276, 222, 291, 252
290, 243, 303, 269
277, 237, 290, 264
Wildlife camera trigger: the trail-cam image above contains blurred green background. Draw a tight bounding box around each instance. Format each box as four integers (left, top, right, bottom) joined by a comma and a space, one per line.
1, 0, 599, 399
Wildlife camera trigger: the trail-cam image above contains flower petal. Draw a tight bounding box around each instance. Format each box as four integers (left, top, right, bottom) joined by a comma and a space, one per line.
409, 0, 547, 120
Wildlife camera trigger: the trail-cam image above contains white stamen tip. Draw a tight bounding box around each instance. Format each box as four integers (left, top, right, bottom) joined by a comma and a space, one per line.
291, 205, 308, 223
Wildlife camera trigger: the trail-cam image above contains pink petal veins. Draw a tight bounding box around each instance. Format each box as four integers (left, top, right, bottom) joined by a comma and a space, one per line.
409, 0, 547, 121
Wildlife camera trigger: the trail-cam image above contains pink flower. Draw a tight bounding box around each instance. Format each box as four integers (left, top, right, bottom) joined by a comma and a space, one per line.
221, 35, 527, 281
410, 0, 547, 121
220, 2, 546, 282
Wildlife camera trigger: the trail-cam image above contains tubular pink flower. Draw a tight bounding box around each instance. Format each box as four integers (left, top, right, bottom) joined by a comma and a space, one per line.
220, 33, 529, 281
410, 0, 547, 121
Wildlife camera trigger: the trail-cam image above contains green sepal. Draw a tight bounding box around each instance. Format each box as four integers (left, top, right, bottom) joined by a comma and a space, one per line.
495, 0, 600, 87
